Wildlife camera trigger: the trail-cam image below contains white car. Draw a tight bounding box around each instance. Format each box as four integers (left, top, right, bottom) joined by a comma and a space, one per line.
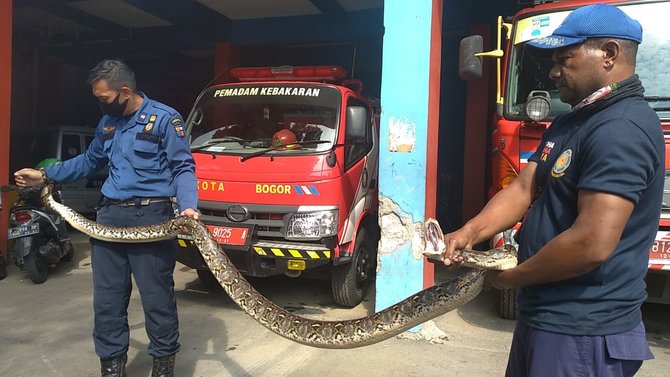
30, 126, 106, 215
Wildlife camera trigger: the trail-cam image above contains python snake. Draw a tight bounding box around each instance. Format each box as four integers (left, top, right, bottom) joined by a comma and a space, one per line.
40, 185, 516, 349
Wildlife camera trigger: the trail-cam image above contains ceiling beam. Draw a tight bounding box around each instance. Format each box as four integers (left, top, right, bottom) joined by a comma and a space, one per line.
231, 9, 382, 46
17, 0, 130, 40
308, 0, 346, 16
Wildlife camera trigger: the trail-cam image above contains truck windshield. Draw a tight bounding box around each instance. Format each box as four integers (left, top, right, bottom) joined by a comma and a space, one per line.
187, 83, 341, 155
507, 2, 670, 120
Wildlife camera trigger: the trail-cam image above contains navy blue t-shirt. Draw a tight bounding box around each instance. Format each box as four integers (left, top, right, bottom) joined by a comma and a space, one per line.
517, 95, 664, 336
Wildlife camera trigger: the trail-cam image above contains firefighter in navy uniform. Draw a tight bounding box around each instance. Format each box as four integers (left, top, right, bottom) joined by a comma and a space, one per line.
14, 59, 198, 377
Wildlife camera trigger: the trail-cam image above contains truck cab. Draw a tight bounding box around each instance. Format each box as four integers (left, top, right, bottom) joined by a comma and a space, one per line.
460, 0, 670, 317
179, 66, 379, 307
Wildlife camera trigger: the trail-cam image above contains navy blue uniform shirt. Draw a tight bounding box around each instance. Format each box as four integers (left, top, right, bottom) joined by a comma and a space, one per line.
517, 91, 664, 336
45, 93, 197, 212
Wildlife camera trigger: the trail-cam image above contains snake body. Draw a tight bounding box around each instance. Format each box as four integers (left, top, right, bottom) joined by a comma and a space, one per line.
41, 186, 513, 349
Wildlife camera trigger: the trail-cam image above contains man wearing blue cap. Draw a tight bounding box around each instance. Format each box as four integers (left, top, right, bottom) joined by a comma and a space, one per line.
441, 4, 662, 376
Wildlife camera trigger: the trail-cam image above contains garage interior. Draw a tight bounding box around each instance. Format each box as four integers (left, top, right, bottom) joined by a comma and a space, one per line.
7, 0, 525, 226
2, 0, 529, 295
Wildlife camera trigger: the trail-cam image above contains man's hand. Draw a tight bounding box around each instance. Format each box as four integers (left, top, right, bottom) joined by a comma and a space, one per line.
14, 168, 45, 188
441, 227, 477, 268
180, 208, 200, 220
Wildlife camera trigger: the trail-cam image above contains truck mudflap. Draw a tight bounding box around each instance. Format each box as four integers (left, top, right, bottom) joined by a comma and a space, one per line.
176, 237, 333, 277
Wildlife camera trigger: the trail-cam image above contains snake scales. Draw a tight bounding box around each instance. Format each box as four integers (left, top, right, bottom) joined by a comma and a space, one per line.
40, 185, 517, 349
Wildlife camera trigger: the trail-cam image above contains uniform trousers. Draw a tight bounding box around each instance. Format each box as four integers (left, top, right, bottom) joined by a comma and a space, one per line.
90, 200, 180, 359
505, 320, 652, 377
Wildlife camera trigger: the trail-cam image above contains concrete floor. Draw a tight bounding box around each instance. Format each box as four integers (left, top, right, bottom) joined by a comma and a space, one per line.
1, 231, 669, 377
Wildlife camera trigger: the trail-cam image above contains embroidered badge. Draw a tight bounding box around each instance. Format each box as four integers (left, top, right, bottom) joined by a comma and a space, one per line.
144, 123, 154, 133
172, 117, 185, 137
149, 114, 157, 122
139, 113, 147, 121
540, 141, 555, 162
102, 125, 116, 132
551, 149, 572, 178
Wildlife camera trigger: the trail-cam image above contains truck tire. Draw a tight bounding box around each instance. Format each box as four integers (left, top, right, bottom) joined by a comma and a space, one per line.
498, 288, 518, 320
197, 268, 222, 289
332, 227, 375, 307
0, 254, 7, 280
25, 246, 48, 284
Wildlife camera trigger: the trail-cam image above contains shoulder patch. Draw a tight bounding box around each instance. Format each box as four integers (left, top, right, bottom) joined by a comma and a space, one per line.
174, 122, 185, 138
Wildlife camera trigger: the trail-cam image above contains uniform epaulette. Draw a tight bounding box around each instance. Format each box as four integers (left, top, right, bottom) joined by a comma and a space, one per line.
151, 100, 179, 116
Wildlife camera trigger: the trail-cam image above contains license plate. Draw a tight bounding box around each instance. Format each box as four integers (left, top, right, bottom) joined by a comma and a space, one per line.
8, 223, 40, 239
207, 225, 249, 246
650, 240, 670, 261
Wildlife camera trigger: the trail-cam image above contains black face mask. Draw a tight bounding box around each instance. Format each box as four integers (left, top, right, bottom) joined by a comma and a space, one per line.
98, 92, 129, 118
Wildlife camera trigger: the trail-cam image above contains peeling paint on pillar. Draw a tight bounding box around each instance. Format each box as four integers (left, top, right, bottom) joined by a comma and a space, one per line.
375, 0, 434, 333
378, 195, 425, 261
376, 195, 426, 322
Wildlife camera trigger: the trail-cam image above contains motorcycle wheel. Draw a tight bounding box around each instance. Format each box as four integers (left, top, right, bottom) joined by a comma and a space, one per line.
24, 246, 48, 284
61, 241, 75, 262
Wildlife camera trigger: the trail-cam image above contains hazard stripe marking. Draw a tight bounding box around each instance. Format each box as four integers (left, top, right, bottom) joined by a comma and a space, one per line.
288, 249, 302, 258
271, 248, 285, 257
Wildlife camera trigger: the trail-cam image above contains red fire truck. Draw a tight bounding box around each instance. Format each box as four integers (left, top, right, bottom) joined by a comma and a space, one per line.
460, 0, 670, 318
179, 66, 379, 307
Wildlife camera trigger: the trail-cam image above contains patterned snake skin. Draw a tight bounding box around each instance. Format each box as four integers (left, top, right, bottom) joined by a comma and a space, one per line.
41, 185, 515, 349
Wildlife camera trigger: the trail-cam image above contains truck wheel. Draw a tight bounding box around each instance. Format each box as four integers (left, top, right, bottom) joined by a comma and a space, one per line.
25, 246, 48, 284
197, 268, 222, 289
332, 227, 375, 307
0, 255, 7, 280
498, 288, 518, 320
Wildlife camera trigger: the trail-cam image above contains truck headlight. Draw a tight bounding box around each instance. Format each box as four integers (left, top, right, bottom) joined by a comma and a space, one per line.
286, 211, 338, 240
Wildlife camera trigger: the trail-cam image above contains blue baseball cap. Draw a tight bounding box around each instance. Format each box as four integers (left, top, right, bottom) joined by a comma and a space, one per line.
527, 4, 642, 49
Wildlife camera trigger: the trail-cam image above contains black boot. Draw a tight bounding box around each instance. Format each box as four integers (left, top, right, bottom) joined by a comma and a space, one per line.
152, 354, 176, 377
100, 353, 127, 377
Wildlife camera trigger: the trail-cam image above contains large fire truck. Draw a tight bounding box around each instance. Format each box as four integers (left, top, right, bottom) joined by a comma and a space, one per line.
460, 0, 670, 318
179, 66, 379, 307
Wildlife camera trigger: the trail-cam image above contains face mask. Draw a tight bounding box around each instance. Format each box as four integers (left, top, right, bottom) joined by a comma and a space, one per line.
98, 92, 129, 118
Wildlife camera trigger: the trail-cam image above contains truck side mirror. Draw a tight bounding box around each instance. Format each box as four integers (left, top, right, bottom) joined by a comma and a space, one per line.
459, 35, 484, 80
346, 106, 367, 141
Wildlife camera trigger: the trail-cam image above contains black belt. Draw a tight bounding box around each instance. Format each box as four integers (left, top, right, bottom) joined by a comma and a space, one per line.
102, 197, 173, 207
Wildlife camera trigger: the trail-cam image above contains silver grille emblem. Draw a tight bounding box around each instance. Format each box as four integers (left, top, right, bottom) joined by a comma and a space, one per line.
226, 204, 249, 222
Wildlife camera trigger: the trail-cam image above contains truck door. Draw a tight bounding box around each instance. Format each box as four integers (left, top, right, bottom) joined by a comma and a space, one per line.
340, 98, 376, 246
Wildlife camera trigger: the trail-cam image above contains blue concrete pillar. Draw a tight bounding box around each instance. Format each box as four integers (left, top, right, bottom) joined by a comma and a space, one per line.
376, 0, 440, 317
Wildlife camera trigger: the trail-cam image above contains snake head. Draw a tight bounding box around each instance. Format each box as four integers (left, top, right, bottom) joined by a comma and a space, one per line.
423, 218, 447, 261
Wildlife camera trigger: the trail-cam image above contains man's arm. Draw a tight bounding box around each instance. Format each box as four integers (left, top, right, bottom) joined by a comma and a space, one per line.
488, 189, 633, 289
442, 161, 538, 265
162, 114, 199, 219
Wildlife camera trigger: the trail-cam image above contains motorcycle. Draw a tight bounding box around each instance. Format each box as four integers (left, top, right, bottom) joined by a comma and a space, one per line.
5, 185, 74, 284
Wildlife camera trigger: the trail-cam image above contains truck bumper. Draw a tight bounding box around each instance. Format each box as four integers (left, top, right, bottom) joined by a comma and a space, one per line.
176, 238, 333, 277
